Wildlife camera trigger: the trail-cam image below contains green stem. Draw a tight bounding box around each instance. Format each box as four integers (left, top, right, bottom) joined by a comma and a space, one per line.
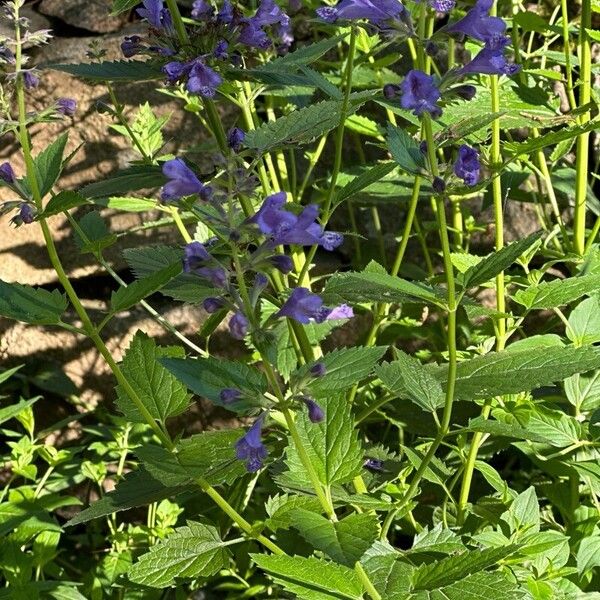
164, 0, 190, 47
457, 61, 506, 523
355, 562, 382, 600
204, 98, 228, 155
574, 0, 592, 255
560, 0, 578, 111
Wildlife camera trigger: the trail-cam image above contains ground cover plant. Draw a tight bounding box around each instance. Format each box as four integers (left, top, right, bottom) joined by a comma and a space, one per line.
1, 0, 600, 597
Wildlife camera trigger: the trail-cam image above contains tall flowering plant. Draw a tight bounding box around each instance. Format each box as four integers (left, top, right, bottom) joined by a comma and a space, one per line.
1, 0, 600, 597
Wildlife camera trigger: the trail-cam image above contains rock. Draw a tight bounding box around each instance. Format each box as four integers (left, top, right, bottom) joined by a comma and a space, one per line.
38, 0, 128, 34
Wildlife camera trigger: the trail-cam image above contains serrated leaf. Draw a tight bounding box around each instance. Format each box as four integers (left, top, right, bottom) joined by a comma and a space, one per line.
73, 211, 117, 254
376, 354, 445, 412
123, 245, 215, 303
577, 535, 600, 575
333, 162, 397, 207
111, 0, 140, 14
32, 133, 69, 197
128, 522, 230, 588
265, 494, 323, 532
433, 346, 600, 400
251, 554, 363, 600
294, 346, 386, 397
0, 398, 39, 426
291, 509, 379, 566
256, 34, 348, 69
245, 93, 372, 152
459, 232, 542, 289
514, 273, 600, 309
93, 196, 157, 212
464, 417, 552, 443
79, 165, 165, 198
283, 395, 363, 487
413, 545, 519, 590
110, 262, 181, 312
0, 280, 68, 325
66, 469, 190, 526
500, 486, 540, 535
41, 191, 87, 217
324, 269, 445, 307
525, 407, 582, 448
360, 542, 414, 599
410, 524, 465, 555
116, 332, 191, 424
567, 296, 600, 346
387, 124, 426, 174
160, 356, 268, 413
48, 61, 163, 82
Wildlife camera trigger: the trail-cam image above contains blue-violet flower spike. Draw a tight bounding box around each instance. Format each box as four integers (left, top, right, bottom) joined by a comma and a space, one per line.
137, 0, 172, 29
19, 204, 35, 224
235, 413, 268, 472
227, 127, 245, 152
276, 287, 353, 324
0, 162, 15, 184
400, 70, 442, 118
303, 397, 325, 423
161, 158, 205, 201
445, 0, 506, 45
56, 98, 77, 116
454, 145, 481, 186
317, 0, 405, 26
229, 312, 249, 340
186, 60, 222, 98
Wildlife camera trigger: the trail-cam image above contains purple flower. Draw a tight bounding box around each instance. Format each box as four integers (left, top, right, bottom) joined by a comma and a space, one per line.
400, 69, 442, 118
316, 0, 405, 26
148, 45, 176, 56
269, 254, 294, 274
235, 413, 268, 472
238, 18, 271, 49
0, 162, 15, 184
183, 242, 227, 287
427, 0, 455, 12
364, 457, 384, 471
249, 192, 343, 250
220, 388, 242, 404
217, 0, 234, 24
161, 158, 208, 201
310, 362, 327, 377
446, 0, 506, 45
203, 297, 226, 313
121, 35, 143, 57
383, 83, 401, 99
0, 46, 16, 64
227, 127, 245, 152
186, 60, 222, 97
23, 70, 39, 90
19, 204, 35, 224
276, 287, 353, 324
191, 0, 214, 19
230, 312, 249, 339
303, 397, 325, 423
458, 39, 520, 77
255, 0, 289, 27
213, 39, 229, 59
432, 176, 446, 194
163, 60, 190, 82
136, 0, 172, 29
454, 145, 481, 186
56, 98, 76, 116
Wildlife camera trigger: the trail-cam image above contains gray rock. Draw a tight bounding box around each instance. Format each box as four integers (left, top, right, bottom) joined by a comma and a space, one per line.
39, 0, 128, 33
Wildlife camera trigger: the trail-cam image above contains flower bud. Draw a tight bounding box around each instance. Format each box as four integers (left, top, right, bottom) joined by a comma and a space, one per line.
269, 254, 293, 274
364, 458, 384, 471
227, 127, 245, 152
203, 297, 225, 313
383, 83, 400, 100
302, 397, 324, 423
56, 98, 77, 116
19, 203, 35, 224
432, 176, 446, 194
454, 85, 477, 101
220, 388, 242, 404
309, 362, 327, 378
425, 41, 439, 57
0, 162, 15, 184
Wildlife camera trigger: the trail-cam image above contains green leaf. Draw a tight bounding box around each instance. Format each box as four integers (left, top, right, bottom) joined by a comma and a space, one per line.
66, 469, 190, 526
256, 34, 348, 69
333, 162, 397, 207
123, 245, 215, 303
283, 395, 363, 487
0, 280, 68, 325
567, 296, 600, 346
110, 262, 181, 312
360, 542, 414, 599
111, 0, 140, 14
93, 196, 157, 212
376, 353, 445, 412
577, 534, 600, 576
410, 524, 465, 555
79, 165, 165, 198
295, 347, 387, 397
291, 509, 379, 566
176, 430, 249, 485
41, 191, 88, 217
387, 124, 426, 175
459, 232, 543, 289
0, 398, 39, 426
245, 93, 373, 152
48, 61, 163, 82
525, 406, 582, 448
433, 346, 600, 400
500, 486, 540, 535
250, 554, 363, 600
464, 417, 552, 443
73, 211, 117, 254
33, 133, 69, 197
128, 522, 230, 588
514, 273, 600, 309
0, 364, 23, 386
324, 267, 445, 307
160, 356, 268, 412
116, 332, 191, 424
413, 545, 519, 590
265, 494, 323, 532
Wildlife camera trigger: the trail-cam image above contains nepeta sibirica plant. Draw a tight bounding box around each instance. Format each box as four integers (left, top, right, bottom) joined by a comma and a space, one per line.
2, 0, 600, 596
